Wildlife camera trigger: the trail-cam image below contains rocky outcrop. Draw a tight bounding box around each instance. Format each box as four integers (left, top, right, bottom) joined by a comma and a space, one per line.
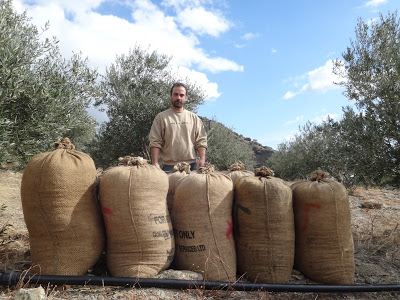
200, 117, 275, 168
248, 139, 275, 168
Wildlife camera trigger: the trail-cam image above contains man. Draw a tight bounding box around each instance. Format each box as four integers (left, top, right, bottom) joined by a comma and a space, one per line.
149, 83, 207, 172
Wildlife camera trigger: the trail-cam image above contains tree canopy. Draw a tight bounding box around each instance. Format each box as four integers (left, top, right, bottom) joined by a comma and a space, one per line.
89, 46, 206, 168
0, 0, 99, 168
334, 11, 400, 186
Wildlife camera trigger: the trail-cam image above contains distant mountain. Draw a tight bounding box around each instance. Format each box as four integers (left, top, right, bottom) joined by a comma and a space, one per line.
200, 117, 275, 168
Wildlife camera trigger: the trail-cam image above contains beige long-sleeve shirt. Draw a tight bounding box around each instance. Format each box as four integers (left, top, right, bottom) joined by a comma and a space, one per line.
149, 108, 207, 165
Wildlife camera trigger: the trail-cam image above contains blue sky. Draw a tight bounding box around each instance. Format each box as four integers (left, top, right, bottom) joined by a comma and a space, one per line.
13, 0, 399, 150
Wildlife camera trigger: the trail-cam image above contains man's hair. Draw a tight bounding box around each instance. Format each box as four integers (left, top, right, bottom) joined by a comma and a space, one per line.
170, 82, 187, 95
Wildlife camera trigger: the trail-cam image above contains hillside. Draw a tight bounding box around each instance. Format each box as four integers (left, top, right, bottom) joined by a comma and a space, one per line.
200, 117, 275, 168
240, 136, 275, 168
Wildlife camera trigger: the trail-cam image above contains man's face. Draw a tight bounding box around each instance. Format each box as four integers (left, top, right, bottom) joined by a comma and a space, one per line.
170, 86, 187, 109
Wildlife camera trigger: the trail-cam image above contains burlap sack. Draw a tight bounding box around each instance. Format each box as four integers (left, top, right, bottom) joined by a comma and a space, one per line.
167, 162, 191, 215
225, 161, 254, 185
99, 156, 174, 277
234, 166, 294, 283
291, 170, 355, 284
20, 138, 105, 275
172, 163, 236, 282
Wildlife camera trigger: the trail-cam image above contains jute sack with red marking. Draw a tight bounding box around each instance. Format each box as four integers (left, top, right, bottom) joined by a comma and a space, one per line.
21, 138, 105, 275
234, 166, 294, 283
99, 156, 174, 277
225, 161, 254, 185
167, 162, 191, 215
291, 170, 355, 284
172, 163, 236, 282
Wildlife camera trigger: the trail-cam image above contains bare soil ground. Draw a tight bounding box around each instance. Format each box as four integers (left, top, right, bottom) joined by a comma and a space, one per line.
0, 169, 399, 299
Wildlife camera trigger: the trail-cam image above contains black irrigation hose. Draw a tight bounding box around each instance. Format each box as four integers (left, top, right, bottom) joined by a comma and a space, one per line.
1, 270, 400, 293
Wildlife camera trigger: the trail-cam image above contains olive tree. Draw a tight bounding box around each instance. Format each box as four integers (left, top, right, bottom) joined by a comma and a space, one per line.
333, 11, 400, 187
91, 46, 205, 168
0, 0, 99, 168
267, 119, 346, 182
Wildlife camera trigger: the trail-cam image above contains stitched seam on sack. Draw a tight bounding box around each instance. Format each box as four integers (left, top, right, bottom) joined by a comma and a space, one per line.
206, 175, 230, 281
38, 152, 60, 273
128, 167, 141, 275
264, 178, 275, 283
332, 183, 348, 282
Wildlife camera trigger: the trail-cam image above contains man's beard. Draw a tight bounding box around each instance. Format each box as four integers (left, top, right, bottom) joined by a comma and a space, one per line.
172, 101, 183, 108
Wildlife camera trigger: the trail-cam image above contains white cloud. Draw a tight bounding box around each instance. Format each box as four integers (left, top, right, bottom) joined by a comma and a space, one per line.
283, 60, 342, 100
162, 0, 210, 9
177, 7, 230, 37
196, 56, 244, 73
235, 43, 246, 49
284, 115, 304, 126
283, 85, 308, 100
17, 0, 103, 12
365, 0, 387, 7
307, 61, 339, 90
241, 32, 259, 40
13, 0, 243, 101
283, 91, 296, 100
162, 0, 231, 37
171, 66, 220, 100
271, 48, 278, 54
235, 32, 259, 49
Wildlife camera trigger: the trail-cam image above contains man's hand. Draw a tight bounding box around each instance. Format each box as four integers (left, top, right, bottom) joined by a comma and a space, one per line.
196, 147, 206, 168
196, 158, 206, 168
151, 147, 161, 168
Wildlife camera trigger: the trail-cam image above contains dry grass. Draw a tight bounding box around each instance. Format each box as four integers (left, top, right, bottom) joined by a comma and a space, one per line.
354, 217, 399, 262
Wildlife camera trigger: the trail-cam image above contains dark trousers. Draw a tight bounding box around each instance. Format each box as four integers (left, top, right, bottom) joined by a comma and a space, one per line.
162, 162, 196, 173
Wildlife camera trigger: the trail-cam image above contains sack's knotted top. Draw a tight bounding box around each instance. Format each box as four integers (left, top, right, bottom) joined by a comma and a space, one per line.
229, 161, 245, 171
54, 137, 75, 150
197, 162, 215, 174
172, 162, 191, 174
254, 166, 274, 178
311, 170, 328, 182
118, 156, 148, 167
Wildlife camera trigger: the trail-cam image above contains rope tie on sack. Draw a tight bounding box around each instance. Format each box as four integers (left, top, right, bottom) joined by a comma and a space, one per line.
311, 170, 328, 182
172, 162, 191, 174
197, 162, 215, 174
229, 161, 245, 171
54, 137, 75, 150
254, 166, 274, 178
118, 156, 148, 167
